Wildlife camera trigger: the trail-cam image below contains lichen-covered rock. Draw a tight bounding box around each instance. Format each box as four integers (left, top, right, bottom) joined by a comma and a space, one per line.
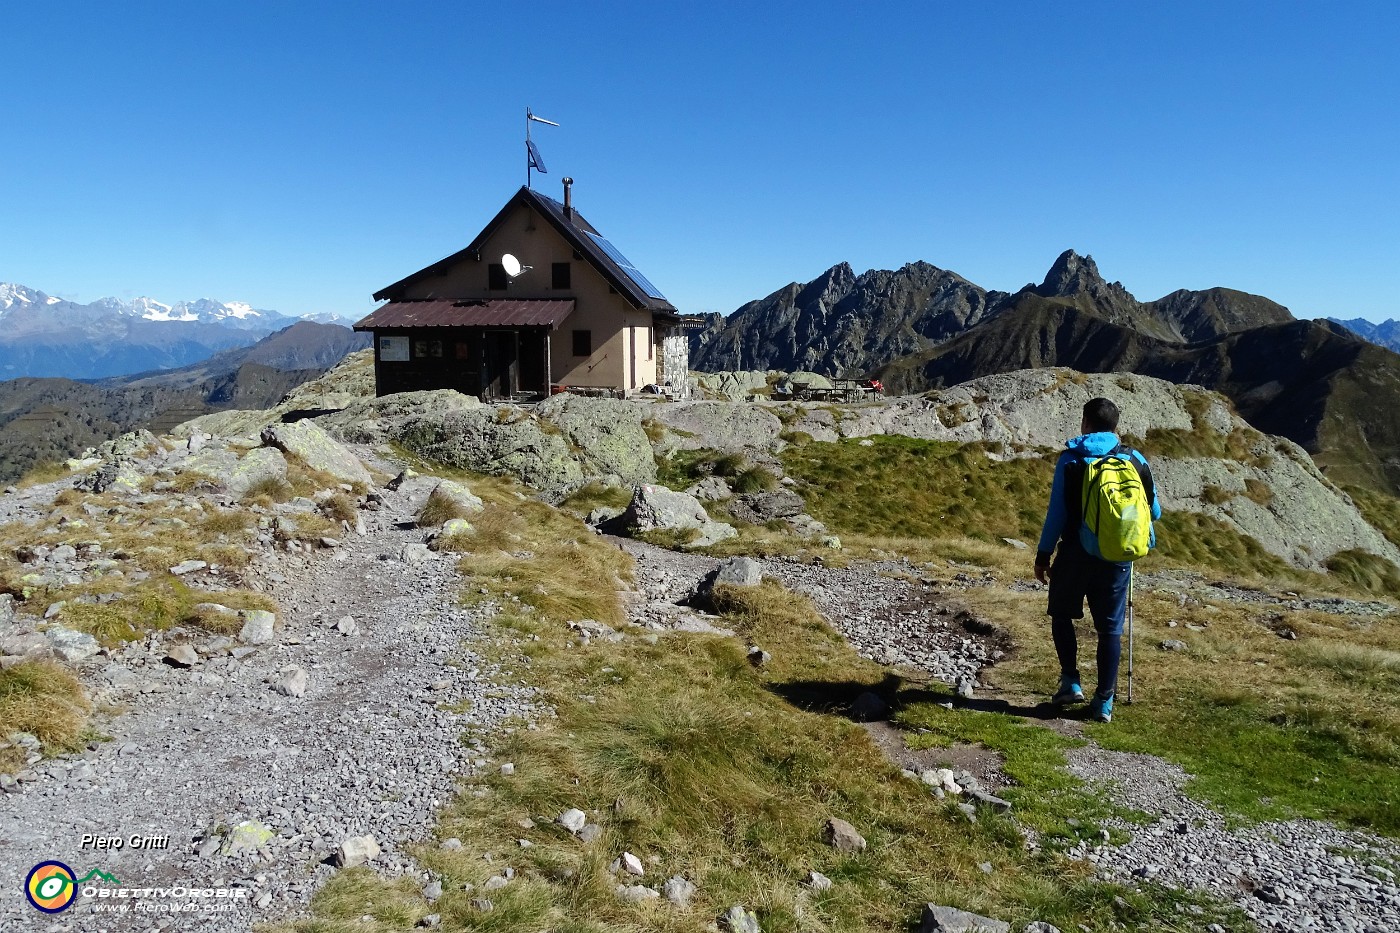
622, 485, 736, 547
389, 407, 583, 496
178, 447, 240, 482
77, 460, 145, 496
237, 609, 278, 645
426, 480, 484, 520
534, 394, 657, 485
261, 420, 372, 485
649, 402, 783, 453
173, 350, 379, 440
690, 370, 769, 401
45, 626, 100, 663
685, 476, 732, 501
315, 390, 483, 445
226, 447, 288, 498
91, 430, 159, 461
728, 490, 805, 525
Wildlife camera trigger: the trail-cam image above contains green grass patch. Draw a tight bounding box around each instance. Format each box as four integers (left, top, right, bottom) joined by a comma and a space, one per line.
1324, 549, 1400, 598
655, 448, 751, 491
895, 702, 1138, 845
1097, 685, 1400, 833
731, 466, 777, 494
781, 436, 1054, 544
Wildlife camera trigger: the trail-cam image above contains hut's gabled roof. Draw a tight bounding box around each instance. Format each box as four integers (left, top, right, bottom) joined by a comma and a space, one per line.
372, 187, 678, 317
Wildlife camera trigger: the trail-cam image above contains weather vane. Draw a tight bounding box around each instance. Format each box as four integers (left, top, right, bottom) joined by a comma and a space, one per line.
526, 107, 559, 189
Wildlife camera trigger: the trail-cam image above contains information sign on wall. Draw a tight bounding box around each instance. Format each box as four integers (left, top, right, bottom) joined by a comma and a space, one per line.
379, 336, 409, 362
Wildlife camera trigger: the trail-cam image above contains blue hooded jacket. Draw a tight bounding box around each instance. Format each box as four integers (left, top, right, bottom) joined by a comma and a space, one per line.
1036, 432, 1162, 565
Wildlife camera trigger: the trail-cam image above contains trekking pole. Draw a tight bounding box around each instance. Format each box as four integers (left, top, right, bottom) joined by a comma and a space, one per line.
1125, 565, 1134, 705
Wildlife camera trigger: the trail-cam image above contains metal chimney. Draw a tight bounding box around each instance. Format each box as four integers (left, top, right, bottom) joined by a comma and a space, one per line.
563, 177, 574, 220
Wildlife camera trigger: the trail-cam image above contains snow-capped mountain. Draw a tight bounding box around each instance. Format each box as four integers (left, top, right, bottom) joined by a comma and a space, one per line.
0, 282, 353, 379
0, 283, 59, 310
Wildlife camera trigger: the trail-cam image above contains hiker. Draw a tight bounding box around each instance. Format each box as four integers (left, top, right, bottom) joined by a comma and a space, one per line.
1034, 397, 1160, 723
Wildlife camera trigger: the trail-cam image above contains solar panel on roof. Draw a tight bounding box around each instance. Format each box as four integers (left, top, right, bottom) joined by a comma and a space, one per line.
526, 140, 547, 173
584, 232, 668, 300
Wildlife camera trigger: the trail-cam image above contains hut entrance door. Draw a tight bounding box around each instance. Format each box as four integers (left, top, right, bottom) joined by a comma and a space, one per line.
484, 331, 518, 399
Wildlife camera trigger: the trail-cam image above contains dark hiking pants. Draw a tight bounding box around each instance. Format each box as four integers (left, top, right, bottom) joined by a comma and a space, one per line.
1047, 547, 1131, 699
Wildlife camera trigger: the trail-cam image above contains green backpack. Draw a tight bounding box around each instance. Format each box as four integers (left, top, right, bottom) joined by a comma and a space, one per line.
1077, 448, 1154, 562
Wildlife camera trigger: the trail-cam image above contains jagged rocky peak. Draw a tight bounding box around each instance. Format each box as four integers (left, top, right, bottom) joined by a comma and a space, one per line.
1037, 249, 1113, 298
796, 262, 856, 306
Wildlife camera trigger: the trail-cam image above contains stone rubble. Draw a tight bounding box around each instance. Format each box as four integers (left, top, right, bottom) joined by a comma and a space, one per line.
1066, 746, 1400, 932
0, 464, 537, 932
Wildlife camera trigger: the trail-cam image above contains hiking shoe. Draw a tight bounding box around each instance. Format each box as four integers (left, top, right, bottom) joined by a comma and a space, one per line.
1088, 693, 1114, 723
1051, 678, 1085, 705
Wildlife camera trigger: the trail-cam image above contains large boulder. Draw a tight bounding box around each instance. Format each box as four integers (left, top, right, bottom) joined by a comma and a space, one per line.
622, 485, 736, 548
649, 402, 783, 453
728, 489, 806, 525
226, 448, 288, 498
534, 395, 658, 485
261, 420, 371, 485
388, 406, 584, 496
423, 480, 484, 522
782, 371, 834, 391
45, 626, 100, 663
90, 430, 159, 461
690, 371, 769, 401
316, 390, 483, 446
177, 447, 240, 483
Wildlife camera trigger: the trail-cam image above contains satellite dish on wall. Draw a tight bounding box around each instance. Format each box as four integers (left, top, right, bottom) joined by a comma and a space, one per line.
501, 253, 532, 278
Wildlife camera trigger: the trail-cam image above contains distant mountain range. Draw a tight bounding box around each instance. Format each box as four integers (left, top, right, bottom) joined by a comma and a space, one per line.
1328, 317, 1400, 352
0, 321, 368, 484
0, 283, 349, 379
691, 252, 1400, 496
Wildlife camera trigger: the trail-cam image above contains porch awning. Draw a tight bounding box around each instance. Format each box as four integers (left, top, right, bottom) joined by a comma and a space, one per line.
353, 299, 575, 331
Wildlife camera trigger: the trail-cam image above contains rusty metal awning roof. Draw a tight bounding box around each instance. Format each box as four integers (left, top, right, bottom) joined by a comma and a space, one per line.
353, 299, 575, 331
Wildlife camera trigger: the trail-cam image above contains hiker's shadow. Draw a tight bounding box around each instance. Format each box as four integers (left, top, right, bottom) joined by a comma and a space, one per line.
766, 675, 1068, 723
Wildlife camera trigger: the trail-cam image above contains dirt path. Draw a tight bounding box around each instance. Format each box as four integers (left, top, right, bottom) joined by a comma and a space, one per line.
615, 540, 1400, 933
1, 472, 533, 931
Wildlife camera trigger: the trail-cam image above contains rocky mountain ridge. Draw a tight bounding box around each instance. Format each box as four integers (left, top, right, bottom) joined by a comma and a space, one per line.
690, 250, 1296, 377
1329, 316, 1400, 352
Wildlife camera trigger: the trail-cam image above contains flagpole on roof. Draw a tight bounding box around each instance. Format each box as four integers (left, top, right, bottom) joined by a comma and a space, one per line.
525, 107, 559, 189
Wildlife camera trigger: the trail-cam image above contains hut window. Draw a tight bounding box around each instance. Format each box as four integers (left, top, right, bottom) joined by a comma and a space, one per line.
572, 330, 592, 357
488, 263, 508, 290
414, 340, 428, 358
552, 262, 571, 289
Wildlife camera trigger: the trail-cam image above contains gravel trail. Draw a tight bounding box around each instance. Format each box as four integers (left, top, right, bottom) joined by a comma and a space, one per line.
1066, 746, 1400, 933
1, 474, 534, 932
615, 541, 999, 688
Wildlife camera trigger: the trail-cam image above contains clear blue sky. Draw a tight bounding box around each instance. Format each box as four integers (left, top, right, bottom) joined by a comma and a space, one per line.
3, 1, 1397, 322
